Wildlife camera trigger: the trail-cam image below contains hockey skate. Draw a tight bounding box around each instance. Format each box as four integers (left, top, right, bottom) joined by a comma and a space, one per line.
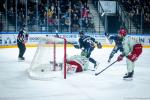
123, 71, 134, 81
107, 57, 112, 63
108, 59, 111, 63
94, 62, 100, 70
18, 57, 25, 62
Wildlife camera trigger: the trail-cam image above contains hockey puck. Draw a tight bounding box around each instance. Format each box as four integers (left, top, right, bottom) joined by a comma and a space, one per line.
41, 69, 44, 72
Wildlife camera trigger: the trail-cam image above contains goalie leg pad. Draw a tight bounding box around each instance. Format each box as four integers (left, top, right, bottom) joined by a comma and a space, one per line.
67, 55, 89, 71
67, 60, 83, 72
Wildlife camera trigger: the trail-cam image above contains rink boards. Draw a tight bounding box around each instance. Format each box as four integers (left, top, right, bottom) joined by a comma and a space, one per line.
0, 32, 150, 48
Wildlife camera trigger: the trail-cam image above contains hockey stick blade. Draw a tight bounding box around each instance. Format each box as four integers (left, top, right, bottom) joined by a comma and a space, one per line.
95, 60, 118, 76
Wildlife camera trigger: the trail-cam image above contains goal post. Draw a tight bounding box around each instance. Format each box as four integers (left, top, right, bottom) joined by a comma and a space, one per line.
27, 36, 67, 80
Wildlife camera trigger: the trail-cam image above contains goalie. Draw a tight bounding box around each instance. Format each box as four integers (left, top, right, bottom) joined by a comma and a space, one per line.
66, 55, 89, 74
117, 28, 143, 80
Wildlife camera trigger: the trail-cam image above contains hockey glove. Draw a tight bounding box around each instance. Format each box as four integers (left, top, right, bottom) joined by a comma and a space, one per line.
104, 32, 109, 37
74, 44, 80, 49
117, 54, 124, 62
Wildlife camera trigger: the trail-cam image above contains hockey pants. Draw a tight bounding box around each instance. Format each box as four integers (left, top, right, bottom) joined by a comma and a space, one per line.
126, 57, 135, 73
82, 48, 96, 65
17, 42, 26, 58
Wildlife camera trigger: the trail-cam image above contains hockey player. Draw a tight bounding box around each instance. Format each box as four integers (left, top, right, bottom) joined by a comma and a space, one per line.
105, 32, 123, 63
74, 31, 101, 70
117, 28, 142, 80
17, 26, 29, 61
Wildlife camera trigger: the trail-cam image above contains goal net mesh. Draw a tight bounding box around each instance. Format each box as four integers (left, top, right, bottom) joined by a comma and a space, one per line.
27, 36, 67, 80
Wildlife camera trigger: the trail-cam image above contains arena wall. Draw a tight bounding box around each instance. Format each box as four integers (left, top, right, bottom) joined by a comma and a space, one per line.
0, 32, 150, 48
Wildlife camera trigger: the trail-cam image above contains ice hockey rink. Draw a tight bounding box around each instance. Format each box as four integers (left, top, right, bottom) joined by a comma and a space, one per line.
0, 47, 150, 100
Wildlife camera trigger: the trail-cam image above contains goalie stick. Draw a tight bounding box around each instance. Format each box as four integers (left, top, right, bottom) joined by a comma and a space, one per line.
95, 60, 117, 76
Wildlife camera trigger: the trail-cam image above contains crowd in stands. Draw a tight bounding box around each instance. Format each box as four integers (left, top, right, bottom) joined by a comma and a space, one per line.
1, 0, 150, 33
119, 0, 150, 33
0, 0, 95, 32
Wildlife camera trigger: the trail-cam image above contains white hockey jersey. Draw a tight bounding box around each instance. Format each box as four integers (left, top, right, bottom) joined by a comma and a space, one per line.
122, 35, 139, 56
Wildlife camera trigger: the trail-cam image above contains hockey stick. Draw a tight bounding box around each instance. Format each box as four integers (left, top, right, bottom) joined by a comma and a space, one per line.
95, 60, 118, 76
67, 41, 74, 45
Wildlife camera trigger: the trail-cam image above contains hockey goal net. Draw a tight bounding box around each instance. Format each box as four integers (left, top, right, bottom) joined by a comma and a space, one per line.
27, 36, 67, 80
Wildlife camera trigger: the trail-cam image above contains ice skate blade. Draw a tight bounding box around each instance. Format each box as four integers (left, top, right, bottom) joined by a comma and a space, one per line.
18, 59, 25, 62
123, 78, 133, 81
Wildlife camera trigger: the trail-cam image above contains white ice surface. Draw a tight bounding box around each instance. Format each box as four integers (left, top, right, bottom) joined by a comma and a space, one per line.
0, 47, 150, 100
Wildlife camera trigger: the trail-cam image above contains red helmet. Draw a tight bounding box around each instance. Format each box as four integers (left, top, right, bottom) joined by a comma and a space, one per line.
119, 28, 127, 37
